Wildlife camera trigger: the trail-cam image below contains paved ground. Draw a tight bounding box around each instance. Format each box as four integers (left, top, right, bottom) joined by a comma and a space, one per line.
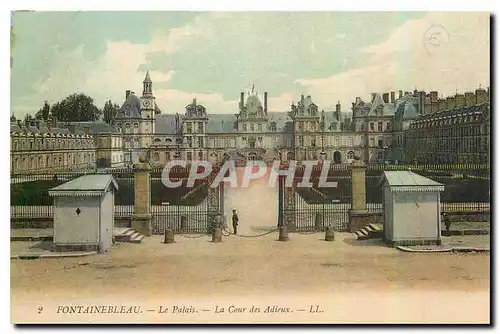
11, 232, 490, 324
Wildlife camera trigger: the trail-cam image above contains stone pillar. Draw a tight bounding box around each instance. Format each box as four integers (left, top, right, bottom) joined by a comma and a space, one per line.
131, 156, 152, 236
348, 158, 378, 233
351, 159, 366, 212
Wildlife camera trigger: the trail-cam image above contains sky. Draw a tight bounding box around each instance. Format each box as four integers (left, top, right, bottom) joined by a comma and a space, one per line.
10, 11, 490, 118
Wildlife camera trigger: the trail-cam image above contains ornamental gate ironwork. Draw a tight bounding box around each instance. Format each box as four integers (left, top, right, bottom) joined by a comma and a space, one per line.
278, 165, 351, 232
150, 167, 224, 235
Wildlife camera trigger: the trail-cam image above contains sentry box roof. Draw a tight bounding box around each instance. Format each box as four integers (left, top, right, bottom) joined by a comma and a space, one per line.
381, 171, 445, 192
48, 174, 119, 197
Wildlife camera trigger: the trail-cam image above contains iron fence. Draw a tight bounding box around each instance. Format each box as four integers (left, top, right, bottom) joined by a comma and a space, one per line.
10, 169, 135, 218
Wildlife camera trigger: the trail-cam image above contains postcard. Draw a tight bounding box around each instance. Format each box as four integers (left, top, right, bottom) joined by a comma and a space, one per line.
10, 11, 491, 324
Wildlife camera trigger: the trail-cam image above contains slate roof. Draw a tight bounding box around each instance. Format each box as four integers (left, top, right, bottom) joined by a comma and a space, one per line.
382, 171, 444, 192
206, 114, 238, 133
116, 93, 142, 119
63, 121, 119, 135
155, 114, 180, 135
49, 174, 119, 197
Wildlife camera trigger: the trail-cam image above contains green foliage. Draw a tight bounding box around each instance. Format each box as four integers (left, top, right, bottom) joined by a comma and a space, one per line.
103, 100, 120, 124
50, 93, 103, 122
35, 100, 51, 121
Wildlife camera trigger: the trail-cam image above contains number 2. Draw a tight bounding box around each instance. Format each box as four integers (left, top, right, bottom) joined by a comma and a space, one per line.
37, 306, 43, 314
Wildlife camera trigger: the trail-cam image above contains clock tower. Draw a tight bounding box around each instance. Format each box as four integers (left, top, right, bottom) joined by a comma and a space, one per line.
140, 70, 155, 148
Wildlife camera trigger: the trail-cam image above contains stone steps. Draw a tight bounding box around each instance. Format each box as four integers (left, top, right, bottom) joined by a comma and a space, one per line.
114, 228, 145, 244
355, 223, 384, 240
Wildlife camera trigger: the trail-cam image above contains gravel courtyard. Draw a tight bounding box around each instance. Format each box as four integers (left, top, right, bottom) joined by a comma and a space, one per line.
11, 232, 490, 324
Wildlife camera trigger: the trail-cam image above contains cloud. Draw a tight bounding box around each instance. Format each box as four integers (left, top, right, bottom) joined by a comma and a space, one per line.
295, 12, 490, 110
12, 12, 489, 119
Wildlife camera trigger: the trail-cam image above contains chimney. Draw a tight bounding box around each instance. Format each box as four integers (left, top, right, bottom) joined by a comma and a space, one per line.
240, 92, 244, 108
431, 100, 439, 113
465, 92, 475, 107
47, 117, 57, 129
68, 124, 76, 134
418, 91, 426, 113
83, 126, 90, 135
430, 91, 438, 102
335, 101, 341, 120
17, 120, 22, 128
404, 91, 410, 96
355, 97, 361, 104
423, 96, 431, 115
446, 96, 456, 110
398, 90, 403, 98
382, 93, 389, 103
301, 94, 304, 102
371, 93, 376, 102
455, 94, 465, 108
475, 88, 487, 104
390, 91, 395, 103
438, 98, 446, 111
126, 90, 131, 99
264, 92, 268, 112
29, 120, 35, 127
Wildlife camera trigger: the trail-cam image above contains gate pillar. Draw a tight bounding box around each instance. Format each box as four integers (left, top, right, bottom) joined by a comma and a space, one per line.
281, 175, 296, 232
207, 170, 223, 233
131, 156, 152, 236
348, 157, 377, 232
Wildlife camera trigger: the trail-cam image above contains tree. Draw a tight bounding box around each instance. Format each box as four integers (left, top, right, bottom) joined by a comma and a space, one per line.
35, 101, 51, 121
50, 93, 102, 122
103, 100, 120, 124
23, 114, 34, 126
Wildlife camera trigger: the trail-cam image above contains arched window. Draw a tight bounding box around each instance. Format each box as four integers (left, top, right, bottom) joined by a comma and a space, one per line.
269, 122, 277, 132
347, 151, 355, 160
153, 152, 160, 161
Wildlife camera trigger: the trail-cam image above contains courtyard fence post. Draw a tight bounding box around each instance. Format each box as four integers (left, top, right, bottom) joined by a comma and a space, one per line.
131, 156, 152, 237
348, 157, 376, 233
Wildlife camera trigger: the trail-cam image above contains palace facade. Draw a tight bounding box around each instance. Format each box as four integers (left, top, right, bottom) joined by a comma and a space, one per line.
10, 72, 490, 173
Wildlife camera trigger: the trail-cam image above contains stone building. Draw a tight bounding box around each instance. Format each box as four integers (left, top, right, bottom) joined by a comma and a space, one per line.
351, 92, 395, 163
404, 88, 490, 164
148, 86, 362, 166
10, 119, 96, 173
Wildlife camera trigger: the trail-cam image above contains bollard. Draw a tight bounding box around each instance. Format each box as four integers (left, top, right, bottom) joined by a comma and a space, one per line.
325, 226, 335, 241
278, 226, 289, 242
164, 229, 175, 244
212, 227, 222, 243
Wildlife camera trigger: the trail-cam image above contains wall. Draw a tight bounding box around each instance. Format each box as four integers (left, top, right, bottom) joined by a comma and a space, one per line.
53, 196, 99, 245
392, 191, 439, 242
99, 190, 114, 251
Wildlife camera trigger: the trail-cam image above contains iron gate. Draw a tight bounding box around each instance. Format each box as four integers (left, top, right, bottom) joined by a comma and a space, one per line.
150, 169, 224, 234
278, 165, 351, 232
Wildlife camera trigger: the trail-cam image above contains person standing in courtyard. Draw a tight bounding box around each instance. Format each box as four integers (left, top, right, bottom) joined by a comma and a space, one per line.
232, 209, 239, 235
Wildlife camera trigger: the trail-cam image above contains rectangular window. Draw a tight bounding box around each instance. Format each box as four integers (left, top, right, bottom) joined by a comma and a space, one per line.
250, 124, 255, 132
311, 137, 316, 147
360, 123, 365, 131
299, 136, 304, 146
198, 137, 203, 148
378, 122, 383, 132
187, 137, 192, 148
187, 152, 192, 161
243, 124, 247, 131
298, 122, 304, 131
386, 122, 391, 131
258, 124, 262, 132
370, 122, 374, 131
186, 123, 192, 134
